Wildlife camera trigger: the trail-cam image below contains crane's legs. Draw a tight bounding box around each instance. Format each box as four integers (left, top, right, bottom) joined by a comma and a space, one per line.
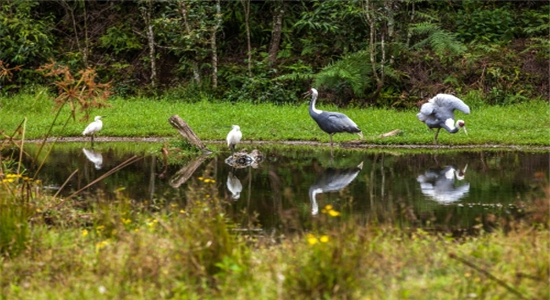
91, 135, 95, 148
329, 134, 334, 157
433, 128, 441, 145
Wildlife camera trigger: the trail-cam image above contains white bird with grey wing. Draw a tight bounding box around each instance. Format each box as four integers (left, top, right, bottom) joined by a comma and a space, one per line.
417, 94, 470, 144
306, 88, 363, 157
226, 125, 242, 152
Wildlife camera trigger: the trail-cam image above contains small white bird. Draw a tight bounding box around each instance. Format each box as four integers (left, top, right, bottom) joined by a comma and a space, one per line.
82, 115, 104, 146
226, 125, 242, 152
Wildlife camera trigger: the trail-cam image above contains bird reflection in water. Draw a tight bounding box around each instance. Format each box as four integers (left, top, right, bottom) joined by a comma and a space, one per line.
226, 171, 243, 200
417, 165, 469, 204
82, 148, 103, 170
308, 162, 363, 215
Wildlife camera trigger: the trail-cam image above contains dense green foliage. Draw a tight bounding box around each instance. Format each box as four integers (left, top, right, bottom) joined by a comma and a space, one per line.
0, 0, 547, 106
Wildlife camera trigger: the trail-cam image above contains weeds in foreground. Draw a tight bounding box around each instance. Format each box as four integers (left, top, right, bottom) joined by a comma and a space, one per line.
37, 60, 112, 122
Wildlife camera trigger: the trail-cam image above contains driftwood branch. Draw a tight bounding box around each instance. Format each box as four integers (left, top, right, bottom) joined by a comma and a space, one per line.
168, 115, 211, 153
379, 129, 401, 138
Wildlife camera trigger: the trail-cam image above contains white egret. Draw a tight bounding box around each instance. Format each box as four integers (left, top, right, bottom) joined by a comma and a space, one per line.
226, 125, 242, 152
82, 115, 104, 146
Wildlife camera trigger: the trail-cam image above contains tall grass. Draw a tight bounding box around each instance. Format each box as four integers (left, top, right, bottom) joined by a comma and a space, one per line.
1, 87, 549, 146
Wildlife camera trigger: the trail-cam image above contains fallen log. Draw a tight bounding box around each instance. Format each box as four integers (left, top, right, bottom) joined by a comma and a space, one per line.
379, 129, 401, 138
168, 115, 211, 153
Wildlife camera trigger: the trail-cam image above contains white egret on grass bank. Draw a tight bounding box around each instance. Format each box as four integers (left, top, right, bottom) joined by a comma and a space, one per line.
416, 94, 470, 144
82, 116, 104, 147
226, 125, 242, 152
306, 88, 362, 157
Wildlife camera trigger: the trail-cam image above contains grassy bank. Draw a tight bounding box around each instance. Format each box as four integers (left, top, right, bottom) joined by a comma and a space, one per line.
1, 89, 549, 146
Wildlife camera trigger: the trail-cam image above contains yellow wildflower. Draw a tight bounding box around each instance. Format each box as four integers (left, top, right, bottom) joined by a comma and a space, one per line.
328, 210, 340, 217
179, 209, 185, 214
82, 229, 89, 237
198, 177, 204, 181
307, 234, 318, 245
95, 240, 109, 251
320, 235, 329, 243
325, 204, 333, 210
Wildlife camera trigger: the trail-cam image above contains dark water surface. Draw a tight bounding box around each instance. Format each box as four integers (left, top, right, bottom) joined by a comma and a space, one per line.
9, 143, 549, 234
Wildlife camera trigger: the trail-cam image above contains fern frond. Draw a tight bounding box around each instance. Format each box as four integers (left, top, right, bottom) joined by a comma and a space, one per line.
313, 50, 374, 96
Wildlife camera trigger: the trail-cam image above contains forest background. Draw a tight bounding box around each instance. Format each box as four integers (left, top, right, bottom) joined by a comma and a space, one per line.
0, 0, 548, 107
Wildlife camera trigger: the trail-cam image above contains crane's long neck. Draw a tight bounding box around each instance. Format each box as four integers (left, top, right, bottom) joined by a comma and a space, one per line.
443, 118, 459, 133
309, 93, 322, 115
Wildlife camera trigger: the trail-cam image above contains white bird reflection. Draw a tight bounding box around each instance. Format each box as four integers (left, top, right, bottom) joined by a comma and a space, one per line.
417, 165, 469, 204
226, 171, 243, 200
82, 148, 103, 170
308, 162, 363, 215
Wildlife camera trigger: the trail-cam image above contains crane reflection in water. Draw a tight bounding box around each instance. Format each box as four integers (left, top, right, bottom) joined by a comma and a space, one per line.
82, 148, 104, 170
417, 165, 469, 204
308, 161, 363, 215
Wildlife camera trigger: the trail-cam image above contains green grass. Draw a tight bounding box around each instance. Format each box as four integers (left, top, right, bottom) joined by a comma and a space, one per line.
1, 88, 549, 146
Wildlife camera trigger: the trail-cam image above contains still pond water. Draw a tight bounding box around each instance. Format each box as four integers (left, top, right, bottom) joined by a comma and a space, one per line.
12, 143, 549, 234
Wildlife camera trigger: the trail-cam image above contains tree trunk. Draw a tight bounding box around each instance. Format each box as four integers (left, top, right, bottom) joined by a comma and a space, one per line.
363, 0, 384, 102
211, 0, 221, 89
59, 0, 88, 67
179, 0, 200, 83
268, 0, 284, 65
141, 0, 157, 89
241, 0, 252, 77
